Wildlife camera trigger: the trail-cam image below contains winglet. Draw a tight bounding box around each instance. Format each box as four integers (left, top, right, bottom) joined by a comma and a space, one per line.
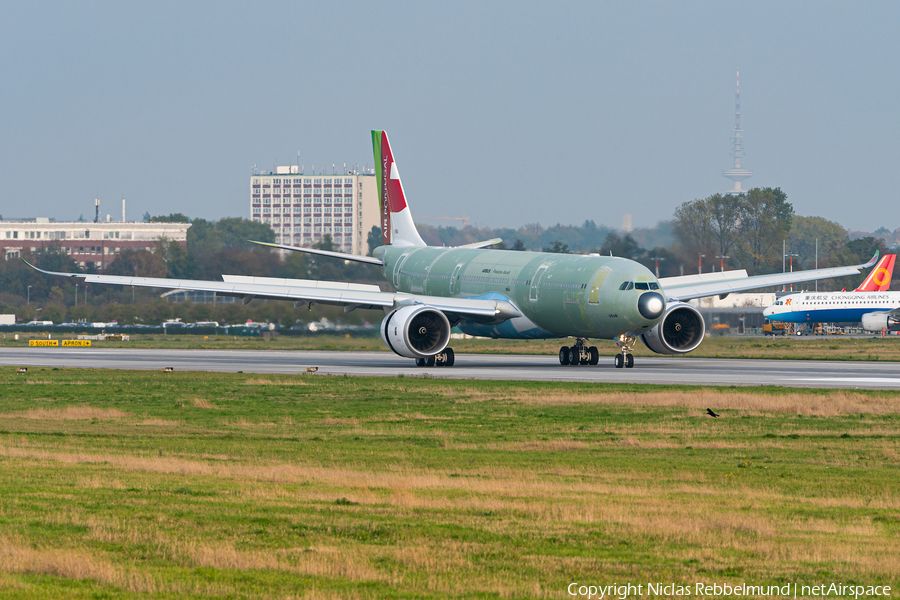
20, 258, 84, 278
863, 250, 879, 269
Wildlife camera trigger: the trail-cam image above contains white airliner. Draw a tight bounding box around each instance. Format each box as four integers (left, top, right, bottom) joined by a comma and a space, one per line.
764, 291, 900, 332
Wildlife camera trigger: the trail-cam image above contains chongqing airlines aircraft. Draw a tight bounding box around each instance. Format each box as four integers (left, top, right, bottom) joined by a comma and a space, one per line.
26, 131, 879, 368
763, 255, 899, 332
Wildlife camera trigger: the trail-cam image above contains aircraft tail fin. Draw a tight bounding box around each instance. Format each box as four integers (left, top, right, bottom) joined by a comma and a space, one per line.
855, 254, 895, 291
372, 130, 427, 247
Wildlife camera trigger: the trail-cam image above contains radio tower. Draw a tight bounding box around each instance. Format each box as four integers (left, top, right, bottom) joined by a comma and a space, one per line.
722, 70, 753, 195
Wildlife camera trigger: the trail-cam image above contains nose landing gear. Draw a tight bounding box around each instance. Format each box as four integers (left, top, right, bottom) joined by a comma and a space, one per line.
558, 339, 599, 366
614, 334, 637, 368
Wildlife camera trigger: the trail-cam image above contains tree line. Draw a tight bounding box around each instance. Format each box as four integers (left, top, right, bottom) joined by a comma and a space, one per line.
1, 191, 893, 324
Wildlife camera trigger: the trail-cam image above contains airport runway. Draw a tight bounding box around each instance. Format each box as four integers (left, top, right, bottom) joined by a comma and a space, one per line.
2, 347, 900, 389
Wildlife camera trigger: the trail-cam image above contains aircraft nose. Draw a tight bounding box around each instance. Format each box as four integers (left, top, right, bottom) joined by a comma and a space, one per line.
638, 291, 665, 320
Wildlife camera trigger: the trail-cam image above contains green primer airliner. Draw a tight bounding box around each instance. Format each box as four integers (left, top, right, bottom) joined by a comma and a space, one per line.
26, 131, 877, 368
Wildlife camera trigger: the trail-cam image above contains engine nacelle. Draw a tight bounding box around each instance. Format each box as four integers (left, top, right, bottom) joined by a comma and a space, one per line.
380, 305, 451, 359
639, 302, 706, 355
861, 312, 900, 332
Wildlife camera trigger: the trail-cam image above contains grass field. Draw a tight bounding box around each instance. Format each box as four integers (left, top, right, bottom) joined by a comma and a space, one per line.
0, 368, 898, 598
4, 331, 900, 362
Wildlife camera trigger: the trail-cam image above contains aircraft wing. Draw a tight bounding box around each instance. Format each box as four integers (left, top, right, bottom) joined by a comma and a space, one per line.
23, 260, 522, 322
661, 253, 880, 301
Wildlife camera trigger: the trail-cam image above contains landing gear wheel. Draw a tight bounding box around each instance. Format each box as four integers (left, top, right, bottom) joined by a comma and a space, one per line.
415, 358, 427, 367
625, 354, 634, 368
614, 354, 624, 368
559, 346, 570, 365
425, 355, 436, 367
588, 346, 599, 365
568, 347, 579, 366
444, 347, 455, 367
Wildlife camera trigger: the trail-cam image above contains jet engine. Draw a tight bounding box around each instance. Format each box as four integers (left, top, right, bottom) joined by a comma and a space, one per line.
639, 302, 706, 355
380, 305, 451, 358
861, 312, 900, 332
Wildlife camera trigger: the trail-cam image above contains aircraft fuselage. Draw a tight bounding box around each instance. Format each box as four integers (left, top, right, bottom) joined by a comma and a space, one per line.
375, 245, 664, 340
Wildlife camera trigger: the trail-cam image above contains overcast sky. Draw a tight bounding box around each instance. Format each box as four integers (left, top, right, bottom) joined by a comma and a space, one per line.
2, 1, 898, 231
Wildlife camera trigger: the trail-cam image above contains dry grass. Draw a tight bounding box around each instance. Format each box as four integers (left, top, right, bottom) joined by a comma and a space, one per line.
190, 397, 218, 409
137, 418, 180, 426
243, 378, 308, 386
446, 387, 899, 416
0, 406, 129, 420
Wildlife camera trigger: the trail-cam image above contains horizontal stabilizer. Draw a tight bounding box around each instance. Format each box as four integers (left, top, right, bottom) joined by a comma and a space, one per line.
249, 241, 383, 265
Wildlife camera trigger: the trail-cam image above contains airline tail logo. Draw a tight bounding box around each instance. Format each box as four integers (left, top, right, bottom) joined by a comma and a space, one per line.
372, 130, 411, 246
856, 254, 896, 292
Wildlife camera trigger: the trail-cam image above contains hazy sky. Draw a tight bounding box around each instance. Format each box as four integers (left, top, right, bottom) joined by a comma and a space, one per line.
2, 1, 898, 231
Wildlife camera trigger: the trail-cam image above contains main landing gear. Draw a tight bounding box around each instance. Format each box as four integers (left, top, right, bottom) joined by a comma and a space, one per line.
414, 347, 455, 367
614, 333, 636, 369
558, 338, 600, 366
558, 336, 637, 368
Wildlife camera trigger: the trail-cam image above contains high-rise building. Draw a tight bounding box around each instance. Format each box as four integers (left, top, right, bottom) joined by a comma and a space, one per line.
250, 166, 380, 256
722, 70, 753, 195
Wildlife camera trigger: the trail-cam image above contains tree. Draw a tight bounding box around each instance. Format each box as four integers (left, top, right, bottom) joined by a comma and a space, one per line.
790, 216, 849, 270
673, 196, 717, 259
638, 247, 679, 278
149, 213, 190, 223
155, 240, 195, 279
511, 239, 527, 252
106, 249, 168, 278
846, 236, 889, 264
187, 217, 275, 255
707, 193, 741, 263
542, 240, 570, 254
367, 226, 382, 256
734, 187, 794, 275
600, 233, 645, 259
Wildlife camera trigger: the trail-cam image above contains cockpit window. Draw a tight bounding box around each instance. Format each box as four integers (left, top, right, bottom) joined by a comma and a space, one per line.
648, 282, 660, 290
635, 282, 649, 290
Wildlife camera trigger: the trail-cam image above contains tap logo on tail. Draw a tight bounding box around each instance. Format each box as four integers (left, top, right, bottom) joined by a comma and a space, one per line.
372, 130, 422, 247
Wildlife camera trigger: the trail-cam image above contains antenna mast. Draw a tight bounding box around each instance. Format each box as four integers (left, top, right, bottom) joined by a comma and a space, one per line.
722, 70, 754, 195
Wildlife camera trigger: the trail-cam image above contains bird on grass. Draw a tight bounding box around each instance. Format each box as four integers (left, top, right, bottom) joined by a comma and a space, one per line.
706, 408, 720, 418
